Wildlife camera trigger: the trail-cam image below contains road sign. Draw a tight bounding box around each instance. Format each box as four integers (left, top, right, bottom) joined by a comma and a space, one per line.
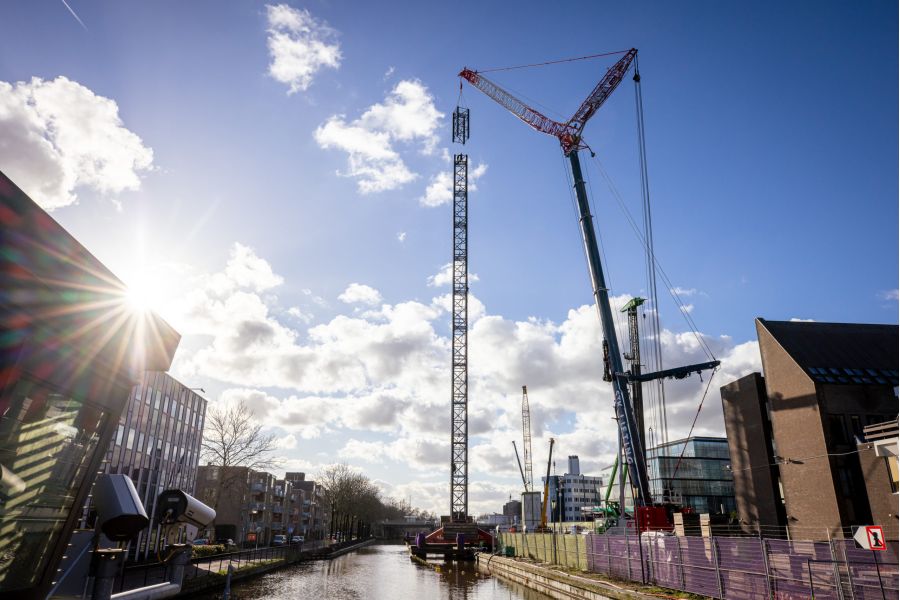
853, 525, 887, 551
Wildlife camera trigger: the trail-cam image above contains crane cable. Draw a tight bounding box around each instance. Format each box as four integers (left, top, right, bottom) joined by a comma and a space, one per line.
588, 157, 716, 362
475, 50, 631, 74
668, 367, 718, 483
633, 55, 669, 446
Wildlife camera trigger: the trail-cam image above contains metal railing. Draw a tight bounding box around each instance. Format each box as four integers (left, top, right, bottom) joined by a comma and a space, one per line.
114, 544, 299, 592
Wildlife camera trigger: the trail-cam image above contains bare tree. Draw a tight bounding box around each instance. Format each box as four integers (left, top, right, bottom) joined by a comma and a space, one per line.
200, 400, 279, 535
318, 464, 382, 540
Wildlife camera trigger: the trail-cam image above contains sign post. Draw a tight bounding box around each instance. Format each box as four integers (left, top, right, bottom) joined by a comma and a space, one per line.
852, 525, 886, 551
853, 525, 887, 600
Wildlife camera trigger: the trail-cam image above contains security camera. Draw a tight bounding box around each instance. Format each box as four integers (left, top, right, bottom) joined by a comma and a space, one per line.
156, 489, 216, 529
93, 474, 149, 541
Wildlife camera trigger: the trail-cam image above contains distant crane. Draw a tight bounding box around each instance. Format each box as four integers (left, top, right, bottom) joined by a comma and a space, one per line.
521, 385, 535, 493
537, 437, 555, 532
460, 51, 718, 521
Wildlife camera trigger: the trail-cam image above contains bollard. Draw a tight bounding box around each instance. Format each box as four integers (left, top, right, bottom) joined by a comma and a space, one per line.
222, 562, 234, 600
416, 532, 426, 548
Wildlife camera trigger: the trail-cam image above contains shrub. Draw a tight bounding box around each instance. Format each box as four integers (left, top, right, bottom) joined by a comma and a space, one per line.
191, 544, 227, 558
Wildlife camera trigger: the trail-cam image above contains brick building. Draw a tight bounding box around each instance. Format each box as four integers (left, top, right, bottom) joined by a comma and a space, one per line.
721, 318, 898, 540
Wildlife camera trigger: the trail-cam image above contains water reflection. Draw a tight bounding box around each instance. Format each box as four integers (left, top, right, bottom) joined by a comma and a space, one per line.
206, 543, 548, 599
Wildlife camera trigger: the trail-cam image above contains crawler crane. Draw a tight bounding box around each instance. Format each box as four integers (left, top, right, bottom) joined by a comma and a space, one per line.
460, 51, 718, 530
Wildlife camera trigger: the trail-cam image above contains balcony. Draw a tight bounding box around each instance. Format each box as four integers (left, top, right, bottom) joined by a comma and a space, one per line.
272, 505, 284, 514
251, 482, 265, 493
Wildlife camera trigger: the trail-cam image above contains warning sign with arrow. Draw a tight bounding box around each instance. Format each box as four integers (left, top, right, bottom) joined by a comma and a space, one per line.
853, 525, 887, 551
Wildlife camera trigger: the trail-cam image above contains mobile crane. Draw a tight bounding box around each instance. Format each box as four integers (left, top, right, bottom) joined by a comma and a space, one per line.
460, 50, 718, 531
536, 438, 555, 533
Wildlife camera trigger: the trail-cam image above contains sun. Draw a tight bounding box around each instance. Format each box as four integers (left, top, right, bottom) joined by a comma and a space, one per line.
123, 273, 161, 314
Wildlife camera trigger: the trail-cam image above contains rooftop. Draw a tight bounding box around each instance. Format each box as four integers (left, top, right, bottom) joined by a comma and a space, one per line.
757, 318, 899, 386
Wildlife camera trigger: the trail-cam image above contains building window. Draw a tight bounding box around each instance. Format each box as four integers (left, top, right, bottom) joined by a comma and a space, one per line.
886, 457, 899, 494
827, 414, 849, 445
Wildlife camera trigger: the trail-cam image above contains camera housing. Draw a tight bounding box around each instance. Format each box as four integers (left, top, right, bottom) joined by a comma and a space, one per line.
93, 474, 149, 541
156, 489, 216, 529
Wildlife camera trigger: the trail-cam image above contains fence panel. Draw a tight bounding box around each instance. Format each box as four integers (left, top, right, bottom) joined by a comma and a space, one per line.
834, 539, 899, 600
765, 539, 833, 599
676, 536, 721, 598
642, 535, 681, 591
715, 537, 770, 599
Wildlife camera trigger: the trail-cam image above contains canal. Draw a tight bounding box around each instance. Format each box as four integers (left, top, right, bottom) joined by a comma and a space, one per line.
204, 543, 550, 599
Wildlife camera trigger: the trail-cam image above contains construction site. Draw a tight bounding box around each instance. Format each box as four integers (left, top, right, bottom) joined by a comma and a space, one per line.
405, 48, 899, 600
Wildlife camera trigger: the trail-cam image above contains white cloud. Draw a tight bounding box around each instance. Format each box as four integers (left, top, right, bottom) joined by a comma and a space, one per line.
427, 263, 479, 287
397, 232, 407, 243
287, 306, 313, 323
314, 80, 443, 193
789, 317, 816, 322
338, 283, 383, 306
383, 66, 395, 80
419, 162, 488, 207
224, 242, 284, 291
880, 289, 899, 301
265, 4, 341, 94
169, 246, 763, 517
274, 433, 298, 450
671, 286, 698, 297
0, 76, 153, 210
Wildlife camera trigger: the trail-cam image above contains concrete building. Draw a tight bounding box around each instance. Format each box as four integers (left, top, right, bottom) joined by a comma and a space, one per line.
721, 318, 898, 540
545, 456, 603, 523
285, 472, 327, 539
502, 498, 522, 525
81, 371, 207, 560
646, 437, 735, 514
196, 465, 253, 544
196, 468, 328, 544
0, 171, 179, 597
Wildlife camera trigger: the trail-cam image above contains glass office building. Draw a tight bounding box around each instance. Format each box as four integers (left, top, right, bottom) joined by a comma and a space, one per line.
647, 436, 735, 514
0, 171, 180, 597
81, 371, 206, 560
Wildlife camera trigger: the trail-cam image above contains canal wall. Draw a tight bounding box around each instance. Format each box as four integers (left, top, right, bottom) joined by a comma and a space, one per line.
475, 554, 658, 600
178, 538, 377, 597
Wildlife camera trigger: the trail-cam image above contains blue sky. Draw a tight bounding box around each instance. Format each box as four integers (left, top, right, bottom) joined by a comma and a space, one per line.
1, 1, 896, 515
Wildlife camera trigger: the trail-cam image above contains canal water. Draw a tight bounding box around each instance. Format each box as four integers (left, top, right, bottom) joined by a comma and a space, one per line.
207, 543, 549, 599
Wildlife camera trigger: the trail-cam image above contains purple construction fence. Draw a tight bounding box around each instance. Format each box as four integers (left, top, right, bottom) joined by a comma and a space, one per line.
586, 533, 898, 599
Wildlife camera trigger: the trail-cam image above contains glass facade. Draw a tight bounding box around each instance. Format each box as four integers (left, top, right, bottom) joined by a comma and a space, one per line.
0, 380, 109, 593
647, 436, 735, 514
81, 372, 206, 560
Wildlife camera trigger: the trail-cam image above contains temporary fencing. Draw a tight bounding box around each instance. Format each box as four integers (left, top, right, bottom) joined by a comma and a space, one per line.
498, 530, 899, 599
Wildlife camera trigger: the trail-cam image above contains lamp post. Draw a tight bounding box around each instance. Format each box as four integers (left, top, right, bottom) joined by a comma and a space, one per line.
557, 483, 563, 533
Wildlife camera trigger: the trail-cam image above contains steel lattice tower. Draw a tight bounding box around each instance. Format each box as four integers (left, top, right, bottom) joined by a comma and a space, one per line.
449, 107, 469, 521
521, 385, 534, 493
